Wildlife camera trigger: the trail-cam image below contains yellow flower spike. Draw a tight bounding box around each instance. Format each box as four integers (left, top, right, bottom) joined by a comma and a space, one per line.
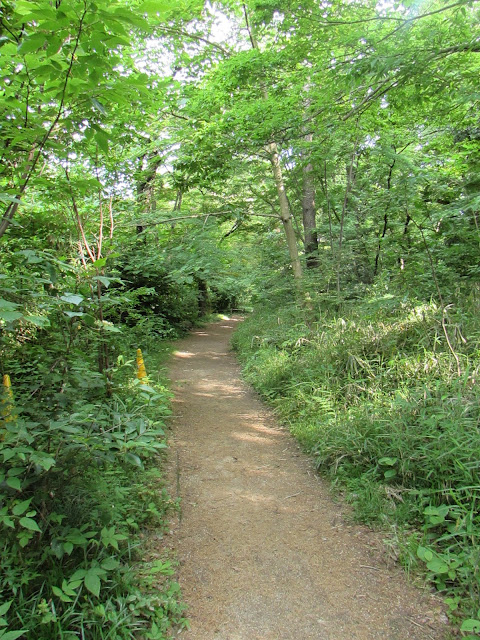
1, 374, 15, 429
136, 349, 148, 382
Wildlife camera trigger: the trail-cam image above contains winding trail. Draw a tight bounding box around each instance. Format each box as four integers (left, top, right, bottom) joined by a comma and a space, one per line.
167, 317, 447, 640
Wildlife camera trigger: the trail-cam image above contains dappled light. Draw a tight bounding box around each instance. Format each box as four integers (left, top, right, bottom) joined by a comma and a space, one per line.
170, 319, 449, 639
1, 0, 477, 634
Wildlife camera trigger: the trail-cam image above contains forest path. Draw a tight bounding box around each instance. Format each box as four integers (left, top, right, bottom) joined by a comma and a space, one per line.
166, 317, 447, 640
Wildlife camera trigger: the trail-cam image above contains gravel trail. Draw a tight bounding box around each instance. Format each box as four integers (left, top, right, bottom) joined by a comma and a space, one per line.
167, 317, 447, 640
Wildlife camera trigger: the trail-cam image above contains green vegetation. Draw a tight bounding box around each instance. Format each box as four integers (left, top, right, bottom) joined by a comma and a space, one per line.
1, 0, 480, 637
232, 290, 480, 633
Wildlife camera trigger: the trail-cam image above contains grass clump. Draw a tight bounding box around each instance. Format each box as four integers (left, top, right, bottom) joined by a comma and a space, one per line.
232, 294, 480, 632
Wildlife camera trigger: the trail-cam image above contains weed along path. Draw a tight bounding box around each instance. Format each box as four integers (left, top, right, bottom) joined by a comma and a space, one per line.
166, 317, 447, 640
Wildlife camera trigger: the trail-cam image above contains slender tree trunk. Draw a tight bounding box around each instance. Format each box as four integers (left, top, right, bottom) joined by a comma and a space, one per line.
267, 143, 302, 280
374, 157, 395, 276
337, 132, 360, 295
243, 3, 302, 283
302, 133, 318, 269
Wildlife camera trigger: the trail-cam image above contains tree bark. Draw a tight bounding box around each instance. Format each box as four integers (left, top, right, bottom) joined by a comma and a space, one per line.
243, 3, 302, 282
267, 143, 303, 280
302, 133, 319, 269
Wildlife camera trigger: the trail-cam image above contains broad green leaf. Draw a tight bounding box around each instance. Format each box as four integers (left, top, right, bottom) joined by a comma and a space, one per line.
0, 299, 18, 310
84, 572, 101, 597
19, 517, 41, 532
460, 620, 480, 632
1, 517, 15, 529
92, 276, 111, 287
18, 33, 47, 55
139, 0, 171, 16
101, 557, 120, 571
12, 499, 32, 516
0, 311, 23, 322
416, 546, 433, 562
11, 0, 36, 15
0, 194, 22, 205
60, 294, 84, 305
18, 533, 32, 548
29, 452, 56, 471
26, 315, 50, 327
125, 452, 143, 467
426, 558, 449, 574
95, 129, 109, 154
69, 570, 87, 582
378, 457, 397, 466
6, 478, 21, 491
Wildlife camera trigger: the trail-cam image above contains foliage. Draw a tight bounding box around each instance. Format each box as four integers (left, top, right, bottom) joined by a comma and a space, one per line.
2, 0, 480, 637
232, 291, 480, 630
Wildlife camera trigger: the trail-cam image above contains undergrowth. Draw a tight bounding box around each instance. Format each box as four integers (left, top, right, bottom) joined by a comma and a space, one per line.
232, 292, 480, 638
0, 335, 187, 639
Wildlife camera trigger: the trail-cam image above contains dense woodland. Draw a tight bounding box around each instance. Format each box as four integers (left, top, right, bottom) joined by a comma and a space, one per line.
0, 0, 480, 637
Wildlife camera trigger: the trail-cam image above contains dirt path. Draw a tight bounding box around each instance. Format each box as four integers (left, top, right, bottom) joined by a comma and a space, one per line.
166, 317, 448, 640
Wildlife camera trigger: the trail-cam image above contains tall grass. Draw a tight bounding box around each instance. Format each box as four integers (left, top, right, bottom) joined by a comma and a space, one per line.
232, 294, 480, 632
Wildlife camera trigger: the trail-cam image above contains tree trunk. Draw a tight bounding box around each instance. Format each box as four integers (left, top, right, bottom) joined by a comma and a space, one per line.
243, 3, 302, 283
302, 134, 319, 269
195, 276, 210, 314
267, 143, 303, 281
374, 157, 395, 277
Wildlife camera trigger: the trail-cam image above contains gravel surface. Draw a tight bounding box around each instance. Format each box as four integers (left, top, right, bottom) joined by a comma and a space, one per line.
166, 317, 448, 640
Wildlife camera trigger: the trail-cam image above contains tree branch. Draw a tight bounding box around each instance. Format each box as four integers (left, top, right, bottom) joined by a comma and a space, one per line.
133, 210, 278, 228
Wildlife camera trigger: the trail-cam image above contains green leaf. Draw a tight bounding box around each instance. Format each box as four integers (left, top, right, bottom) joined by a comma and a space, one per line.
69, 569, 87, 582
6, 478, 21, 491
26, 315, 50, 328
125, 452, 143, 467
0, 630, 29, 640
12, 499, 32, 516
91, 98, 107, 115
18, 33, 47, 55
378, 457, 397, 466
101, 557, 120, 571
1, 517, 15, 529
0, 311, 24, 323
0, 299, 19, 310
60, 294, 84, 305
18, 532, 32, 548
424, 505, 449, 517
416, 546, 433, 562
13, 0, 38, 15
0, 603, 12, 618
52, 585, 73, 603
426, 558, 449, 574
30, 452, 56, 471
92, 276, 111, 287
84, 572, 101, 597
460, 620, 480, 632
95, 129, 109, 154
139, 0, 170, 16
19, 517, 41, 532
